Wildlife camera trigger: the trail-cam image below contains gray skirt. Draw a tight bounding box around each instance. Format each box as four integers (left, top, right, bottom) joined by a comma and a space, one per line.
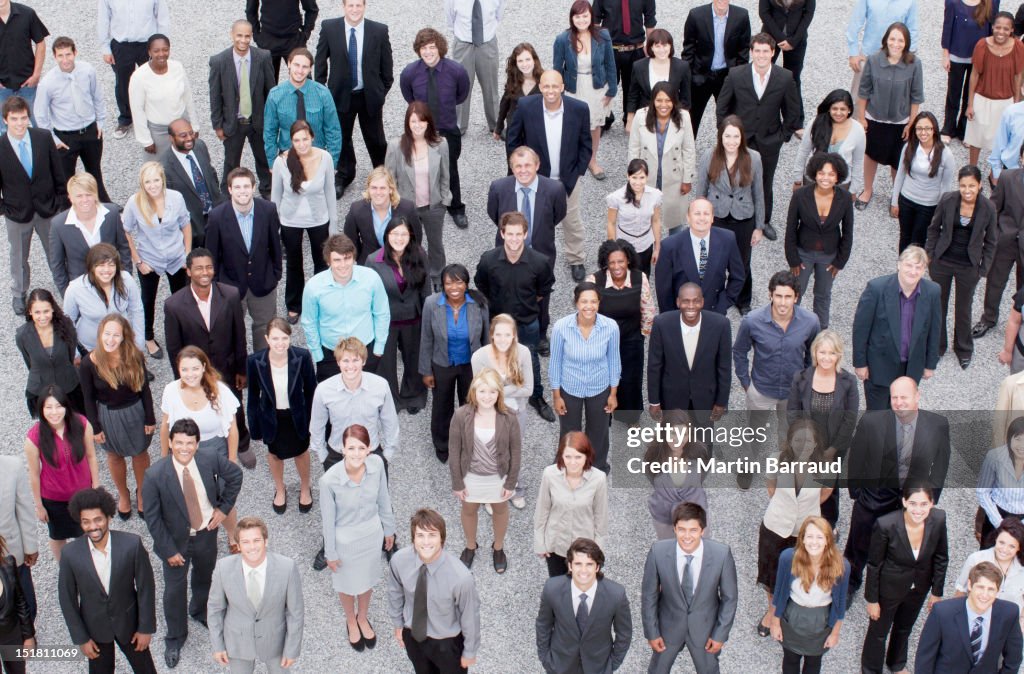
97, 400, 152, 457
199, 435, 228, 460
780, 601, 832, 656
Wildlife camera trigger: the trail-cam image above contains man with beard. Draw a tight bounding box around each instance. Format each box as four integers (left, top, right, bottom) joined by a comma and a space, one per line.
160, 118, 224, 248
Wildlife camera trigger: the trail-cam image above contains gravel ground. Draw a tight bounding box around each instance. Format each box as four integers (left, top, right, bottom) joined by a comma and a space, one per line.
0, 0, 1008, 672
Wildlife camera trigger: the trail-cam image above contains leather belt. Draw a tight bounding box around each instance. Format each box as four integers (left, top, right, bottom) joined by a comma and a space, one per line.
613, 43, 644, 52
55, 122, 97, 135
237, 116, 252, 125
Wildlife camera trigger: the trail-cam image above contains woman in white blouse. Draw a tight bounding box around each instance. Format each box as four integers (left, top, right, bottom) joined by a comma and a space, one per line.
793, 89, 865, 196
271, 119, 337, 325
606, 159, 662, 276
127, 34, 198, 157
955, 518, 1024, 629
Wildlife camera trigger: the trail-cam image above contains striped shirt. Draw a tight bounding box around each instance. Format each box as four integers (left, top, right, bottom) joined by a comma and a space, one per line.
548, 313, 621, 397
977, 445, 1024, 526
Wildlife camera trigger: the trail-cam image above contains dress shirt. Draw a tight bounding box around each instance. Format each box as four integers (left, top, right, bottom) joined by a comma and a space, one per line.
97, 0, 170, 55
712, 9, 729, 71
845, 0, 918, 58
0, 3, 49, 87
308, 371, 399, 462
681, 316, 701, 366
752, 66, 772, 99
321, 454, 397, 559
171, 457, 214, 532
572, 579, 597, 614
88, 536, 112, 594
892, 144, 956, 207
549, 312, 622, 397
955, 549, 1024, 612
474, 247, 555, 324
534, 464, 608, 556
399, 58, 470, 133
989, 101, 1024, 178
898, 284, 920, 362
64, 204, 110, 249
233, 206, 254, 252
8, 130, 31, 169
387, 548, 481, 658
300, 265, 390, 360
242, 556, 267, 599
263, 80, 341, 164
444, 294, 474, 366
594, 0, 657, 44
128, 61, 199, 146
516, 175, 539, 237
121, 189, 190, 274
370, 204, 390, 245
676, 540, 703, 597
445, 0, 505, 43
171, 147, 201, 190
733, 304, 820, 400
977, 445, 1024, 525
690, 230, 710, 269
966, 604, 993, 660
542, 102, 564, 181
34, 62, 106, 146
340, 20, 365, 91
191, 286, 213, 330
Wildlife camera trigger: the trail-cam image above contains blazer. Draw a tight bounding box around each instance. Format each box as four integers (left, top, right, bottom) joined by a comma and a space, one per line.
552, 29, 618, 96
916, 596, 1023, 674
208, 45, 275, 136
204, 198, 283, 298
246, 346, 317, 445
864, 508, 948, 603
419, 292, 489, 373
992, 168, 1024, 237
717, 63, 803, 148
759, 0, 816, 48
640, 538, 738, 646
627, 57, 692, 113
648, 309, 732, 410
536, 575, 632, 674
142, 451, 243, 561
925, 191, 998, 275
342, 198, 423, 264
208, 551, 304, 662
682, 3, 751, 82
654, 227, 746, 314
164, 281, 247, 380
694, 148, 765, 226
160, 140, 225, 243
486, 175, 567, 265
0, 457, 37, 566
786, 366, 859, 454
0, 127, 69, 223
383, 137, 451, 209
15, 317, 79, 397
448, 403, 521, 492
851, 273, 942, 385
0, 557, 32, 641
57, 531, 155, 645
48, 205, 132, 294
628, 108, 697, 229
783, 184, 855, 270
366, 251, 430, 322
314, 17, 394, 112
507, 95, 593, 196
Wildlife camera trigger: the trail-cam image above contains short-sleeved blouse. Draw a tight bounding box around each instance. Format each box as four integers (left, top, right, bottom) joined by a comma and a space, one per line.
161, 380, 239, 440
606, 185, 663, 252
27, 415, 92, 501
121, 190, 190, 275
973, 38, 1024, 100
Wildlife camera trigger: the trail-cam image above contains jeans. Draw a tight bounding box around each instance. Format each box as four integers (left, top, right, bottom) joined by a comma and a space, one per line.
795, 248, 836, 328
0, 86, 35, 134
517, 318, 543, 400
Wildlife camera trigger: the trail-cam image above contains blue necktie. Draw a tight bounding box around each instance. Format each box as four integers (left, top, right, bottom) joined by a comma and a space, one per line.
349, 28, 359, 89
520, 186, 533, 247
187, 154, 213, 214
18, 139, 32, 179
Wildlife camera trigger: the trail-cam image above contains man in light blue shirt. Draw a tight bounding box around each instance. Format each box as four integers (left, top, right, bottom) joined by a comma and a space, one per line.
846, 0, 918, 94
989, 101, 1024, 182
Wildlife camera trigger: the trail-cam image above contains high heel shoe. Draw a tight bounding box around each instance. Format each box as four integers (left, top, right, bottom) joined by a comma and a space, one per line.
358, 619, 376, 649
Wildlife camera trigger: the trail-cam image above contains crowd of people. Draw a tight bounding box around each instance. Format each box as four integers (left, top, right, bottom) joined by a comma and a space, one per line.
5, 0, 1024, 672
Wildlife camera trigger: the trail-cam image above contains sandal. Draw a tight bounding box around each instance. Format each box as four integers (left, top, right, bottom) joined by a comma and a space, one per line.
460, 545, 477, 568
492, 544, 508, 573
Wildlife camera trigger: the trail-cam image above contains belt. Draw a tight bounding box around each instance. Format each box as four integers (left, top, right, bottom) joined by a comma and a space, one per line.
237, 116, 252, 125
55, 122, 97, 135
613, 43, 644, 52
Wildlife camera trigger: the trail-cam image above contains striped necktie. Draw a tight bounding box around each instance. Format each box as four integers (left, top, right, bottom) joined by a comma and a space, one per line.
970, 615, 984, 665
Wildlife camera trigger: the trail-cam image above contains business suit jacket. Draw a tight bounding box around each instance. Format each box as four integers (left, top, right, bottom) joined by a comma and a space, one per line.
925, 191, 998, 275
506, 95, 593, 196
164, 281, 247, 380
0, 557, 32, 641
208, 551, 304, 662
991, 167, 1024, 237
654, 227, 745, 314
536, 575, 632, 674
851, 273, 942, 385
383, 137, 451, 209
160, 140, 225, 243
57, 530, 156, 645
205, 198, 283, 299
628, 108, 697, 229
15, 317, 79, 404
717, 64, 802, 149
342, 198, 423, 264
142, 451, 243, 561
783, 184, 855, 270
786, 366, 859, 454
916, 596, 1023, 674
314, 17, 394, 113
759, 0, 816, 49
487, 175, 567, 266
208, 45, 275, 136
627, 57, 692, 113
419, 292, 489, 372
648, 309, 732, 411
0, 457, 37, 567
864, 508, 948, 603
0, 127, 69, 223
246, 346, 316, 445
48, 205, 132, 294
682, 3, 751, 82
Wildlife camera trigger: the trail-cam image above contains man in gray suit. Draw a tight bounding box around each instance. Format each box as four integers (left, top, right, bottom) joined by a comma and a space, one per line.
536, 538, 632, 674
208, 516, 304, 673
0, 455, 38, 622
641, 502, 737, 674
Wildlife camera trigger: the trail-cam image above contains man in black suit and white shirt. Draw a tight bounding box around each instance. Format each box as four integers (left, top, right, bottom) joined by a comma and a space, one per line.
209, 21, 275, 198
142, 419, 243, 669
682, 0, 750, 137
59, 487, 157, 674
536, 538, 632, 674
315, 0, 393, 197
160, 118, 224, 249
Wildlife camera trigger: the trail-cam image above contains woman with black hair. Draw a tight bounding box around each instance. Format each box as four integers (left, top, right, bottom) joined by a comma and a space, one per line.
941, 0, 997, 142
978, 416, 1024, 543
890, 111, 956, 253
493, 43, 542, 141
16, 289, 83, 417
605, 159, 662, 275
964, 11, 1024, 167
367, 217, 430, 414
625, 29, 693, 127
793, 89, 865, 195
62, 243, 145, 353
23, 386, 99, 562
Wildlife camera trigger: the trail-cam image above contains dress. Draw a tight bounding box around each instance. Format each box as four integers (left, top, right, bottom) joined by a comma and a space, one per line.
569, 52, 609, 131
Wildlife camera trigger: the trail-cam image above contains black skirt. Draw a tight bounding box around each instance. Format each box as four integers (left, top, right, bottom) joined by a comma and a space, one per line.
268, 410, 309, 460
865, 120, 906, 168
757, 522, 798, 592
42, 497, 83, 540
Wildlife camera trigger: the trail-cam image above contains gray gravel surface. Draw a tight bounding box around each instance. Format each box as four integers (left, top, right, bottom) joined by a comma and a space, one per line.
1, 0, 1007, 672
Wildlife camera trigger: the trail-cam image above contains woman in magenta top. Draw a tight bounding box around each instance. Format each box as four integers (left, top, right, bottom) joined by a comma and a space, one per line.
23, 385, 99, 562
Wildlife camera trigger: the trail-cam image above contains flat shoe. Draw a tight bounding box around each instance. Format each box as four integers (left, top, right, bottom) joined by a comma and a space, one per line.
854, 194, 872, 211
272, 494, 286, 514
147, 342, 164, 359
287, 312, 300, 325
590, 167, 607, 180
298, 498, 313, 513
972, 321, 993, 338
460, 545, 477, 568
118, 509, 132, 520
348, 623, 365, 652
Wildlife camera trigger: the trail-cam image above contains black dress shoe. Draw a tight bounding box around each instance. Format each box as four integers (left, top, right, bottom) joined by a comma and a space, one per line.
313, 547, 328, 571
335, 183, 348, 199
761, 223, 778, 241
360, 620, 377, 649
435, 449, 449, 463
529, 396, 556, 422
118, 509, 132, 521
164, 643, 181, 668
298, 498, 313, 513
460, 545, 477, 568
536, 337, 550, 357
452, 212, 469, 229
959, 357, 972, 370
972, 321, 993, 338
287, 312, 301, 325
12, 295, 25, 316
407, 406, 421, 415
570, 264, 586, 281
272, 494, 286, 514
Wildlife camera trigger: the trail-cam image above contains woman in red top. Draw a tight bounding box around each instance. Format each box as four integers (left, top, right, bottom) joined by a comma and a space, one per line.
965, 12, 1024, 167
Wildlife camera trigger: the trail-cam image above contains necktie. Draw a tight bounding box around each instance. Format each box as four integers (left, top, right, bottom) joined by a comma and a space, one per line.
411, 564, 429, 642
576, 593, 589, 634
971, 615, 984, 664
295, 88, 307, 121
520, 187, 533, 246
621, 0, 632, 36
247, 568, 262, 608
239, 59, 252, 118
681, 554, 694, 605
699, 239, 708, 280
349, 27, 359, 88
181, 466, 205, 530
187, 154, 214, 214
17, 139, 32, 179
426, 67, 441, 123
898, 423, 913, 482
471, 0, 485, 46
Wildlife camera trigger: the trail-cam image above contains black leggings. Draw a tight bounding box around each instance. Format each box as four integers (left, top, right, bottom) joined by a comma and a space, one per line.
782, 648, 822, 674
281, 223, 330, 313
138, 267, 188, 341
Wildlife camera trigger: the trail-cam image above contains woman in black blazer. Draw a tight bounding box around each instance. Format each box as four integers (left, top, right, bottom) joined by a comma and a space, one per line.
0, 540, 35, 674
15, 289, 83, 418
626, 29, 692, 131
341, 166, 423, 266
787, 329, 858, 527
862, 484, 948, 674
924, 165, 998, 369
758, 0, 816, 90
246, 317, 317, 514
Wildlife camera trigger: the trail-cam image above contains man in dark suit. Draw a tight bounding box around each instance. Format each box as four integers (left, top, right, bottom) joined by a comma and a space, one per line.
641, 502, 738, 674
315, 0, 393, 197
974, 164, 1024, 339
506, 70, 592, 282
536, 538, 632, 674
0, 95, 67, 315
716, 33, 802, 241
204, 167, 282, 352
59, 487, 157, 674
160, 118, 225, 249
654, 198, 745, 314
843, 377, 951, 597
852, 246, 942, 410
246, 0, 319, 82
916, 561, 1023, 674
209, 20, 275, 198
682, 0, 750, 137
142, 419, 243, 669
164, 248, 253, 465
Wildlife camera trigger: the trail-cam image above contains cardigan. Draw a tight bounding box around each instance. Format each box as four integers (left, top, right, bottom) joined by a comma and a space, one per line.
552, 29, 618, 96
942, 0, 997, 60
784, 184, 855, 269
418, 292, 489, 373
772, 547, 850, 628
891, 144, 957, 208
448, 404, 521, 492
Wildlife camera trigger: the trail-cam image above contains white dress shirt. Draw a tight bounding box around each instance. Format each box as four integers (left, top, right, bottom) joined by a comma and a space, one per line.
34, 61, 106, 145
89, 535, 112, 594
681, 316, 701, 366
171, 457, 214, 532
344, 19, 365, 91
752, 65, 772, 100
571, 578, 597, 613
676, 540, 703, 597
543, 102, 564, 181
171, 147, 201, 190
444, 0, 505, 43
64, 204, 110, 249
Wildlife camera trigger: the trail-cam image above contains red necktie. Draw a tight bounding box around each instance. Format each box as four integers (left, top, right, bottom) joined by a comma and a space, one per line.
622, 0, 631, 36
